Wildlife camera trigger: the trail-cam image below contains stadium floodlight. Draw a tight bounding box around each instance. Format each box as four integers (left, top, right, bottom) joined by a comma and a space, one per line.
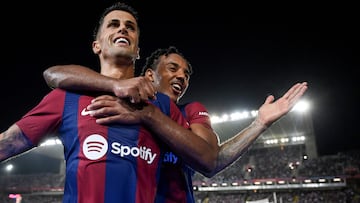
210, 110, 257, 124
332, 177, 343, 182
211, 183, 218, 187
221, 182, 228, 186
210, 99, 310, 125
253, 181, 261, 185
5, 164, 13, 172
265, 180, 273, 185
277, 180, 285, 184
39, 138, 62, 146
318, 178, 327, 183
304, 179, 312, 183
292, 99, 310, 113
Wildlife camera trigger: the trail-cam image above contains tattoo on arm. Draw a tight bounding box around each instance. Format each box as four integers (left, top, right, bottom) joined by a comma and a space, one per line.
0, 125, 33, 162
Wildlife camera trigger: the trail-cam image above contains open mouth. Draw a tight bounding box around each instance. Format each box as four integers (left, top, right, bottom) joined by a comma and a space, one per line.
114, 37, 130, 46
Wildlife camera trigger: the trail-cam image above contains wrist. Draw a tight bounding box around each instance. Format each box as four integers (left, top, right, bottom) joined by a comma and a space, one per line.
252, 117, 268, 130
139, 103, 157, 124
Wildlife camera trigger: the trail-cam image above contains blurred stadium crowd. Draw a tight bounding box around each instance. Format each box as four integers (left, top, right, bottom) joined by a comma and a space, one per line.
1, 145, 359, 202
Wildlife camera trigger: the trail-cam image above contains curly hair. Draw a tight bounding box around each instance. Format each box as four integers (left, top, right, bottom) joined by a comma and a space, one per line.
141, 46, 193, 76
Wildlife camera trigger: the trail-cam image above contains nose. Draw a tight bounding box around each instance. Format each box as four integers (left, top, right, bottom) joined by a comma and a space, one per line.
117, 25, 128, 34
179, 68, 188, 78
176, 76, 185, 84
176, 72, 186, 83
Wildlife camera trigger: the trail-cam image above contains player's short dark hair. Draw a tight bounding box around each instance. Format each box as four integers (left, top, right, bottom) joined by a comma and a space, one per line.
93, 2, 139, 40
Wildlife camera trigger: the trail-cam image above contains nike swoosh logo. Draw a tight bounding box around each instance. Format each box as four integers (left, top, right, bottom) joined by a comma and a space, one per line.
81, 108, 93, 116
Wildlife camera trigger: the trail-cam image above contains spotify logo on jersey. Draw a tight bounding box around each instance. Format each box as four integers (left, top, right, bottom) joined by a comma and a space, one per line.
83, 134, 108, 160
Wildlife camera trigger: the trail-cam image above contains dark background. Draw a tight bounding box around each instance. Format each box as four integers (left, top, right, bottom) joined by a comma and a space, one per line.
1, 1, 358, 159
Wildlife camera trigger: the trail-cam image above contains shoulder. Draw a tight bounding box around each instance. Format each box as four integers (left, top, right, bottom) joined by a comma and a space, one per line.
179, 101, 212, 128
149, 92, 175, 116
44, 88, 67, 97
155, 92, 171, 101
178, 101, 208, 113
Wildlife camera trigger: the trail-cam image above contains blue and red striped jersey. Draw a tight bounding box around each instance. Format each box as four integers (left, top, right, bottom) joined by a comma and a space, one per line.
16, 88, 188, 203
155, 101, 213, 203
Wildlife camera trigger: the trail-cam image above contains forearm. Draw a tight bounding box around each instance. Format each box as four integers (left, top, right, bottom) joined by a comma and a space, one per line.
43, 65, 115, 92
207, 119, 267, 177
141, 106, 218, 174
0, 124, 33, 162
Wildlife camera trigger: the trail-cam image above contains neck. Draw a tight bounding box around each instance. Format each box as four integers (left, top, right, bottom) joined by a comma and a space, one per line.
99, 57, 136, 79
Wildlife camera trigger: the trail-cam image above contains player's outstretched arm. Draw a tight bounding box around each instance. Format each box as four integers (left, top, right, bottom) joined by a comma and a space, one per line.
84, 82, 307, 177
256, 82, 308, 126
206, 82, 308, 177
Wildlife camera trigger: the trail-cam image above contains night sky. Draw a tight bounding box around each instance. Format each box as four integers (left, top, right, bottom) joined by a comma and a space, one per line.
1, 1, 359, 158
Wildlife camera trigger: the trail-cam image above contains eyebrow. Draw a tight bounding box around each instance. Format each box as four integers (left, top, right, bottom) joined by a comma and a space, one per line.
108, 19, 120, 24
106, 19, 137, 27
169, 62, 191, 74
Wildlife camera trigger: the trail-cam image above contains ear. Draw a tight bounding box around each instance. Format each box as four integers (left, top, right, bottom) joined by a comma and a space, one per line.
145, 69, 154, 82
92, 41, 101, 54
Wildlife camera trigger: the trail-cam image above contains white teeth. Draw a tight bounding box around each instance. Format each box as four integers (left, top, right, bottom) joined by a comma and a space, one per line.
115, 38, 129, 45
172, 84, 182, 91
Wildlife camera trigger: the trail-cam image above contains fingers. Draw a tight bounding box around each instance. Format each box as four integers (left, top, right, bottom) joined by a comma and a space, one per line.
95, 115, 120, 124
138, 77, 157, 101
88, 102, 132, 118
285, 82, 308, 108
87, 96, 142, 118
283, 82, 307, 99
282, 82, 301, 100
115, 77, 157, 104
264, 95, 275, 105
289, 82, 308, 104
88, 96, 120, 111
91, 95, 118, 103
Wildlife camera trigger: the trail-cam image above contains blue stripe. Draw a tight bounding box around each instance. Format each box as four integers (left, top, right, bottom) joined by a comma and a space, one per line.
104, 125, 139, 203
59, 91, 81, 203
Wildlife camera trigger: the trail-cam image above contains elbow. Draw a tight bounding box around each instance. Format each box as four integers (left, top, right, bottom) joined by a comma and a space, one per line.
200, 167, 217, 178
201, 163, 218, 178
43, 66, 57, 88
43, 66, 64, 89
196, 152, 218, 178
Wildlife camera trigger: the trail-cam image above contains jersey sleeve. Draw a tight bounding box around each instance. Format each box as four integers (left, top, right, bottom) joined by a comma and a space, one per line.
15, 89, 66, 145
182, 101, 212, 130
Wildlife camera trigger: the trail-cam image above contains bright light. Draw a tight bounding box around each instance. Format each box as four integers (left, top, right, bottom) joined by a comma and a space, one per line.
210, 110, 257, 124
39, 138, 62, 146
318, 178, 327, 183
304, 179, 312, 183
230, 111, 251, 121
291, 136, 306, 142
280, 137, 289, 143
210, 99, 311, 124
210, 115, 228, 124
277, 180, 285, 184
5, 164, 13, 172
253, 181, 261, 185
292, 100, 310, 113
265, 139, 279, 145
